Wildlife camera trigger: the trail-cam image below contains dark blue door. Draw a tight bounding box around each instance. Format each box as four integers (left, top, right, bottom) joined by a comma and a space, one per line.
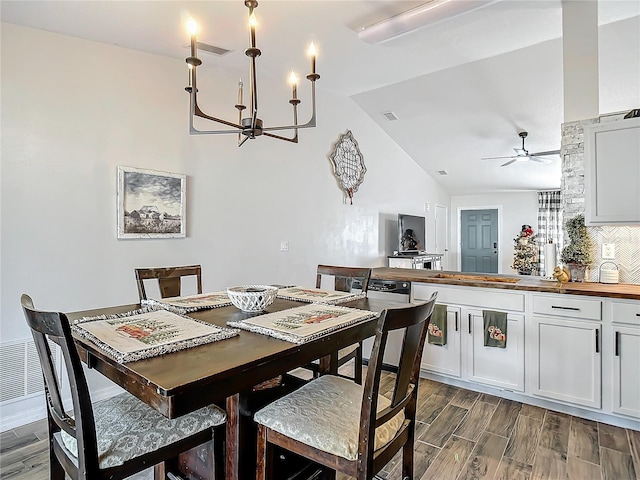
461, 209, 498, 273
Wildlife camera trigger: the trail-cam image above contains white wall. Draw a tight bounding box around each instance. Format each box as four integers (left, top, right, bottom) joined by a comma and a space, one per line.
450, 192, 538, 274
0, 24, 449, 428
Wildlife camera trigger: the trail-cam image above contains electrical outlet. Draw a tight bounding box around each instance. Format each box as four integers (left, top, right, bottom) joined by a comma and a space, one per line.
280, 240, 289, 252
424, 203, 430, 212
602, 243, 615, 259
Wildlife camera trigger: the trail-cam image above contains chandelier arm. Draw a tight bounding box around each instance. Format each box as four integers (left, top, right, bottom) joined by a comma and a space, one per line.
189, 93, 246, 134
263, 131, 298, 143
261, 81, 317, 132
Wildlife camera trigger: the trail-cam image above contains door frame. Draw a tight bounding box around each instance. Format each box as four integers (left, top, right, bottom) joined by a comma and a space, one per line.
435, 204, 449, 270
457, 205, 503, 273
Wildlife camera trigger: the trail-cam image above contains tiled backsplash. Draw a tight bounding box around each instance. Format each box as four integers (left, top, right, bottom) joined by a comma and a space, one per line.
561, 113, 640, 284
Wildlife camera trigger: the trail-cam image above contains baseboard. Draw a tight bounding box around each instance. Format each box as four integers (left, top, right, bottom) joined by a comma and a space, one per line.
362, 358, 398, 374
0, 384, 123, 432
0, 402, 48, 432
419, 370, 640, 431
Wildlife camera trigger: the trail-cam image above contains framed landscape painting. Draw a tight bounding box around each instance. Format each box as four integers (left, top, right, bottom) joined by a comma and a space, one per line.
117, 166, 186, 239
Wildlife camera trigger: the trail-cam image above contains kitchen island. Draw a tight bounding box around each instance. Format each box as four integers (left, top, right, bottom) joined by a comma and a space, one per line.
372, 267, 640, 300
371, 267, 640, 430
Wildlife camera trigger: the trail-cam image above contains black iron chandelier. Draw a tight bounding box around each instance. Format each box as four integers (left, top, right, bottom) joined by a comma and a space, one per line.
185, 0, 320, 147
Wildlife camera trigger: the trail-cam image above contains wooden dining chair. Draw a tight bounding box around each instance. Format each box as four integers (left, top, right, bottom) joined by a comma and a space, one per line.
135, 264, 202, 301
302, 265, 372, 384
21, 294, 226, 480
254, 292, 437, 480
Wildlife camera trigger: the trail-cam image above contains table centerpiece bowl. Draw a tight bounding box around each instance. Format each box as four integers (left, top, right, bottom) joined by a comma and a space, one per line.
227, 285, 278, 313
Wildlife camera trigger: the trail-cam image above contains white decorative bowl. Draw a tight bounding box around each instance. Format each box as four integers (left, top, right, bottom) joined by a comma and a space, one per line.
227, 285, 278, 313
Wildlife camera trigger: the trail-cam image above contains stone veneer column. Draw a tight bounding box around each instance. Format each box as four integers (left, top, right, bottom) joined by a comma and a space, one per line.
561, 112, 640, 283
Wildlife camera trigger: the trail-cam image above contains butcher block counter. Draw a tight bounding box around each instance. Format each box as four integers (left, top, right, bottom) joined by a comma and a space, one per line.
371, 267, 640, 300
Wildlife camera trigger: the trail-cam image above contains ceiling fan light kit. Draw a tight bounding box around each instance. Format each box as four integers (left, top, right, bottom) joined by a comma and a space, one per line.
184, 0, 320, 146
482, 131, 560, 167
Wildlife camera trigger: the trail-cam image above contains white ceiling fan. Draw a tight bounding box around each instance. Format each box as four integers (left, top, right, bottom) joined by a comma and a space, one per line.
482, 131, 560, 167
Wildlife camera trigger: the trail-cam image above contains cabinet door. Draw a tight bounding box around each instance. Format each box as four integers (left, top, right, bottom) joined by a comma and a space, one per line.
532, 316, 601, 408
585, 118, 640, 225
612, 326, 640, 418
464, 309, 524, 391
421, 306, 461, 377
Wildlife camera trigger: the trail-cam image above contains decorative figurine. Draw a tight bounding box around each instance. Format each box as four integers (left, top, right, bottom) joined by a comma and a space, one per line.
552, 265, 571, 283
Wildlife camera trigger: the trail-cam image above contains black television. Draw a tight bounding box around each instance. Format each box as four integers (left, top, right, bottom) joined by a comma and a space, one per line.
398, 214, 426, 254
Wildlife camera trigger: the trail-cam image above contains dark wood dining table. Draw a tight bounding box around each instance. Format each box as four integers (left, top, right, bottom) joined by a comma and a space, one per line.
66, 296, 405, 480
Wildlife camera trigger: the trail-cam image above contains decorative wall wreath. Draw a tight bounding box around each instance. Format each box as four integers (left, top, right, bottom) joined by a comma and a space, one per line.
327, 130, 366, 204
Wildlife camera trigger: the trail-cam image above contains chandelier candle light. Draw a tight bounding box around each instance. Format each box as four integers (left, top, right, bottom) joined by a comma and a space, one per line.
185, 1, 320, 146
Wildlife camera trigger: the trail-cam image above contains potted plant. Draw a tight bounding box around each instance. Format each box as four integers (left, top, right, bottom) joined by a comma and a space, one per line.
560, 214, 593, 282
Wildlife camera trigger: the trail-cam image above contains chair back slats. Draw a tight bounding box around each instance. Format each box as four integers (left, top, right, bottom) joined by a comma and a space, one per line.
158, 277, 182, 298
374, 384, 414, 427
393, 320, 429, 407
135, 265, 203, 301
358, 292, 437, 477
21, 294, 101, 478
315, 265, 371, 293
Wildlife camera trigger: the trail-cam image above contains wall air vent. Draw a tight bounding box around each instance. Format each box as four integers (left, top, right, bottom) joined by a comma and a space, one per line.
438, 170, 448, 175
382, 111, 398, 121
0, 338, 61, 404
184, 42, 232, 56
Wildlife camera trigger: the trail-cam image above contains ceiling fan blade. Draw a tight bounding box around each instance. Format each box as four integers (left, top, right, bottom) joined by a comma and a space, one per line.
529, 156, 552, 164
530, 149, 560, 157
501, 158, 518, 167
513, 148, 527, 156
482, 155, 516, 160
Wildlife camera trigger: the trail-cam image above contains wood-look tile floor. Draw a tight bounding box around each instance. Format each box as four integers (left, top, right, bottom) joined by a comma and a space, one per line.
2, 372, 639, 480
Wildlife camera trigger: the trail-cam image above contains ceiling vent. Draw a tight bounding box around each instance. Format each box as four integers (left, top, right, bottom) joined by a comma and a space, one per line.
438, 170, 448, 175
382, 111, 398, 121
184, 42, 232, 56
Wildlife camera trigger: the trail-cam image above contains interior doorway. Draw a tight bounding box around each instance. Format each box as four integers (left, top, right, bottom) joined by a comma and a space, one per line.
460, 208, 499, 273
435, 204, 448, 270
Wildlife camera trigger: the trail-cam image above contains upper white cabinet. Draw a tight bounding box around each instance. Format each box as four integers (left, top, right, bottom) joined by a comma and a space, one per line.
584, 117, 640, 225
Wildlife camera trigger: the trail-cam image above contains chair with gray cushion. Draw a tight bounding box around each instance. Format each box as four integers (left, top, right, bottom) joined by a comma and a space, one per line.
135, 264, 202, 301
21, 294, 226, 480
254, 292, 438, 480
301, 265, 372, 384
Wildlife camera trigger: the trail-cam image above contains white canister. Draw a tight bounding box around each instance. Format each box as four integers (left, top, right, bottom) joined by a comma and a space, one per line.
599, 261, 619, 284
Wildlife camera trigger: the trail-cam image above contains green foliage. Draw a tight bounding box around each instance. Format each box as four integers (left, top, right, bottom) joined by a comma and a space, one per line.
560, 214, 593, 266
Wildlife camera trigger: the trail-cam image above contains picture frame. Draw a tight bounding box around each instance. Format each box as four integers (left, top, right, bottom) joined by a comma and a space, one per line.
117, 166, 186, 239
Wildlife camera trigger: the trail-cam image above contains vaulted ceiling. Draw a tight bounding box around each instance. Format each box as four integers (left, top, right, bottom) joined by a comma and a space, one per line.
2, 0, 638, 195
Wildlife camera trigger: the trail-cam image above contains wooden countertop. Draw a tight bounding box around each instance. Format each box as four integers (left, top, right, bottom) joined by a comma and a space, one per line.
372, 267, 640, 300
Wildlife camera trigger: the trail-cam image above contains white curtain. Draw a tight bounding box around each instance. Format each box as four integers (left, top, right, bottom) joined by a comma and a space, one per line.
537, 191, 563, 276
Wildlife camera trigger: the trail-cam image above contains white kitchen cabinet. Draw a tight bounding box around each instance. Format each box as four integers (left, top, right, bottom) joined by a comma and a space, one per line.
413, 283, 524, 390
584, 117, 640, 225
420, 305, 461, 377
531, 294, 602, 408
465, 309, 525, 392
611, 300, 640, 419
